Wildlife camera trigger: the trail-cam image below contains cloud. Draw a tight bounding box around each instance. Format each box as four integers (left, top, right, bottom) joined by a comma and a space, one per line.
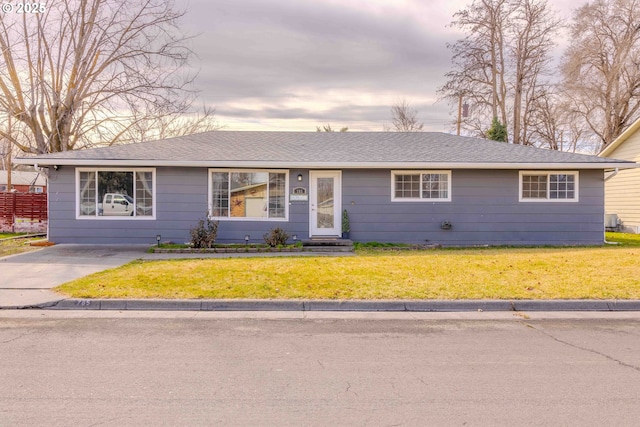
181, 0, 574, 131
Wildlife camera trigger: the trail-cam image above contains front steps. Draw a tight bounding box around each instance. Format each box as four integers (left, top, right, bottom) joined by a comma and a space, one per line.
301, 238, 354, 252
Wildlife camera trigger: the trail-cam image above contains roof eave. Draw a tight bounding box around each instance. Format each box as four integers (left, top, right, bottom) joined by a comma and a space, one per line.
14, 158, 638, 170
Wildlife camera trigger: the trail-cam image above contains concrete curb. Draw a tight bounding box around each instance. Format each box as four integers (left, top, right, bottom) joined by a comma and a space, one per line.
0, 299, 66, 310
35, 298, 640, 312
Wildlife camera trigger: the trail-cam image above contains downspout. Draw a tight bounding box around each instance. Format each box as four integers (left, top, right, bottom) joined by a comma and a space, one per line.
604, 168, 620, 244
604, 168, 619, 181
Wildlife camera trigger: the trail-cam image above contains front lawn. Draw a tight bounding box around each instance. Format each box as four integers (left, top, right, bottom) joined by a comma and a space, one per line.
57, 238, 640, 300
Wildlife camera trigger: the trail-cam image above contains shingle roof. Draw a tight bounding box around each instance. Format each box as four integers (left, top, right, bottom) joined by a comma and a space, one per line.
15, 131, 636, 169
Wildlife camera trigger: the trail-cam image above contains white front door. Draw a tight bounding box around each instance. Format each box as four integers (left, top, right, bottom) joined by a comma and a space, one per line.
309, 171, 342, 237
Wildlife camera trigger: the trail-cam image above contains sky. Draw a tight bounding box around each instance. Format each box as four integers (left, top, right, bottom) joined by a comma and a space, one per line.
182, 0, 577, 132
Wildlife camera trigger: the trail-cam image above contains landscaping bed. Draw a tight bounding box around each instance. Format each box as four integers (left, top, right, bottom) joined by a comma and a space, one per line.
152, 246, 304, 254
150, 243, 304, 254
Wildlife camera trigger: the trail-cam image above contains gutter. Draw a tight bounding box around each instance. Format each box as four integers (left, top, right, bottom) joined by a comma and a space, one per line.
13, 158, 640, 170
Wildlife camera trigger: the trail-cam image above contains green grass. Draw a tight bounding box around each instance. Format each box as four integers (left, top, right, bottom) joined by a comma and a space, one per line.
0, 232, 27, 239
353, 241, 413, 249
606, 232, 640, 246
58, 236, 640, 300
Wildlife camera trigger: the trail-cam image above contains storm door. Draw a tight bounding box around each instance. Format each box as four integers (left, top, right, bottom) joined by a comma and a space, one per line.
309, 171, 342, 237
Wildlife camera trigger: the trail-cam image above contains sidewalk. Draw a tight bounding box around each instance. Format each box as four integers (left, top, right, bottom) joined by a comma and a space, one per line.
2, 244, 640, 312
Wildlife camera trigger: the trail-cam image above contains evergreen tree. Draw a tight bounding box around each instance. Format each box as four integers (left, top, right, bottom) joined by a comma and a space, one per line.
487, 117, 507, 142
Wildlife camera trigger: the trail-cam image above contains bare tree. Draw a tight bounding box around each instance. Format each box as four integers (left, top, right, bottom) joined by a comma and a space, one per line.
527, 89, 578, 151
440, 0, 511, 138
0, 0, 207, 154
389, 99, 424, 132
439, 0, 559, 145
561, 0, 640, 150
509, 0, 560, 145
315, 124, 349, 132
130, 105, 222, 143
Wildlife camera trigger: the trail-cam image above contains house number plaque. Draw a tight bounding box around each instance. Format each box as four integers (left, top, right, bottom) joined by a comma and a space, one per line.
290, 187, 308, 201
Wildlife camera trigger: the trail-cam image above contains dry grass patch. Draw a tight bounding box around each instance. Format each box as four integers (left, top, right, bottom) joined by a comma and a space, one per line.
0, 236, 42, 258
57, 246, 640, 300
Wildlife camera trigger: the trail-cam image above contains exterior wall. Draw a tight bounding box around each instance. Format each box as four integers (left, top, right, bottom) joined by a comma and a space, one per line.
47, 166, 605, 245
604, 135, 640, 233
47, 166, 309, 245
343, 169, 604, 246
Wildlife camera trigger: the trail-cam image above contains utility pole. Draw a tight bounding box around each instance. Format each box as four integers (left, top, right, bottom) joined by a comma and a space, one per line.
6, 115, 12, 192
457, 94, 462, 136
456, 94, 469, 136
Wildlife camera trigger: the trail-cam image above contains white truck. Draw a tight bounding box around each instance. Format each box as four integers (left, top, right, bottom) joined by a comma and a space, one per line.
99, 193, 135, 216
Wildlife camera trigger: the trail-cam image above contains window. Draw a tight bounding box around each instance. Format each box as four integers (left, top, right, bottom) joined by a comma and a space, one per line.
520, 171, 578, 202
209, 170, 288, 220
77, 169, 155, 218
391, 171, 451, 202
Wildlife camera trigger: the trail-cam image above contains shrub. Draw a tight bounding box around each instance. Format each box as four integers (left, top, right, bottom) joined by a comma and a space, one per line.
342, 209, 350, 233
263, 227, 290, 247
189, 215, 219, 248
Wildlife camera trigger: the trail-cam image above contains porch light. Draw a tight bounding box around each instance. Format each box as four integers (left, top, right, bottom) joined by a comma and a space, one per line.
156, 234, 161, 247
297, 173, 303, 182
244, 234, 250, 245
292, 234, 297, 242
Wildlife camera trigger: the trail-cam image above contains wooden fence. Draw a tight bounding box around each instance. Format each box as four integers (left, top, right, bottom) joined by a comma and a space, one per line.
0, 192, 48, 233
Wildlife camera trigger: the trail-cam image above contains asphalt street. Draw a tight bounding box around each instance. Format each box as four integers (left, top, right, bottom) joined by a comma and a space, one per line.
1, 311, 639, 426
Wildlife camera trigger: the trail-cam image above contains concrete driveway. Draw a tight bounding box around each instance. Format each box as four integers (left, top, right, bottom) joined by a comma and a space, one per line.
0, 245, 149, 308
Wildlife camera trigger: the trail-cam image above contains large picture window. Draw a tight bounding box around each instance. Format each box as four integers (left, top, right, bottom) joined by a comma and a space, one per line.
391, 171, 451, 202
209, 170, 288, 220
77, 169, 155, 218
520, 171, 578, 202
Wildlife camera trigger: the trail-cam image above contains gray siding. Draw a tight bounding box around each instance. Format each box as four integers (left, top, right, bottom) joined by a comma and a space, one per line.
47, 166, 604, 245
47, 167, 309, 245
343, 169, 604, 245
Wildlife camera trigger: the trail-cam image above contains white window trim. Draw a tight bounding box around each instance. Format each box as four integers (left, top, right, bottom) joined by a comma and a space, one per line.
208, 169, 289, 222
391, 170, 452, 202
75, 168, 157, 220
519, 171, 579, 202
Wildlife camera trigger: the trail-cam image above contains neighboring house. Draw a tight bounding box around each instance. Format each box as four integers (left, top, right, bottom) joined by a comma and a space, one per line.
0, 171, 47, 193
599, 118, 640, 233
15, 131, 636, 245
